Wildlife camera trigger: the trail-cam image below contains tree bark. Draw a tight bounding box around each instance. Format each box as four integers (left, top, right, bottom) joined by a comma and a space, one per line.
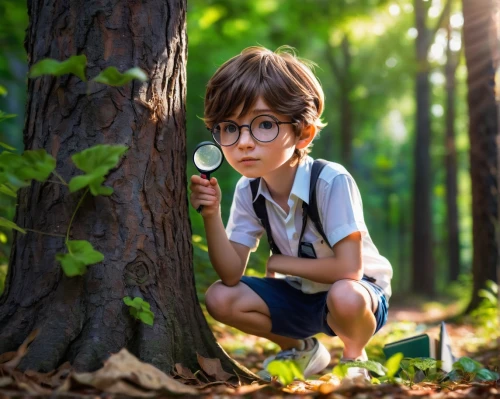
411, 0, 435, 296
462, 0, 499, 312
445, 21, 461, 282
0, 0, 251, 378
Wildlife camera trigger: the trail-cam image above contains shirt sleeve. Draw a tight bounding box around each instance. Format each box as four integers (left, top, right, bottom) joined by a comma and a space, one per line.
226, 177, 265, 251
319, 173, 368, 248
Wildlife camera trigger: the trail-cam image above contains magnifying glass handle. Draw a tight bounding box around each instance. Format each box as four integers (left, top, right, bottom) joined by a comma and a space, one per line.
196, 173, 211, 214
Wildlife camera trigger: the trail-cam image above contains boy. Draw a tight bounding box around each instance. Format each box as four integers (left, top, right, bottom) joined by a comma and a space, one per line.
189, 46, 392, 379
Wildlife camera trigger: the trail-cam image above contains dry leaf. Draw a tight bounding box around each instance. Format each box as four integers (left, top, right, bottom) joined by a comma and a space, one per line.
2, 329, 39, 370
174, 363, 198, 380
196, 353, 234, 382
0, 376, 13, 388
71, 348, 197, 396
0, 351, 16, 364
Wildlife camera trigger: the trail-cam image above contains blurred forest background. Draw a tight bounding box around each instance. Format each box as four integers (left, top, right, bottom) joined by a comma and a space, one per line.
0, 0, 497, 311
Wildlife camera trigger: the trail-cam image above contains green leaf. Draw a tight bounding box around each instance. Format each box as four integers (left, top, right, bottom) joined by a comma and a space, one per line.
266, 359, 304, 385
29, 55, 87, 82
139, 309, 154, 326
56, 240, 104, 277
70, 145, 127, 196
340, 360, 387, 376
476, 368, 499, 381
72, 145, 128, 173
19, 150, 56, 182
0, 110, 16, 123
123, 296, 133, 306
385, 353, 404, 378
92, 67, 148, 86
453, 357, 483, 373
0, 217, 26, 234
0, 85, 7, 96
0, 184, 17, 198
332, 364, 348, 378
411, 357, 438, 372
0, 142, 16, 151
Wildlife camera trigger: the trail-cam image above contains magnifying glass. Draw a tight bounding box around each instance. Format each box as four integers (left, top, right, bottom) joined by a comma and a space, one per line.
193, 141, 224, 213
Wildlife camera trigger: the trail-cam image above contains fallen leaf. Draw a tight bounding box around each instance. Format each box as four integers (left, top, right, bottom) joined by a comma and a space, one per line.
2, 329, 39, 370
173, 363, 198, 380
71, 348, 197, 396
0, 352, 16, 364
196, 353, 234, 382
0, 376, 13, 387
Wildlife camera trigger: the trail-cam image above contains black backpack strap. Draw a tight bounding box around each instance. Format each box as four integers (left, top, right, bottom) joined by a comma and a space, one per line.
250, 178, 281, 255
300, 159, 330, 246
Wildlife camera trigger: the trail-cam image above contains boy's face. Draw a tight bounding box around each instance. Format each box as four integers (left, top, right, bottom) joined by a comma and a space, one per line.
219, 97, 302, 179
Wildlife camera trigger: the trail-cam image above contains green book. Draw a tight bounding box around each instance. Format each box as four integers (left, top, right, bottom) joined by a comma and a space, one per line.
383, 322, 456, 372
383, 333, 436, 360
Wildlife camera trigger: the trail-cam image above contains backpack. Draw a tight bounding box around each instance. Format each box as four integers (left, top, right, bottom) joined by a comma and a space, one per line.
249, 159, 376, 282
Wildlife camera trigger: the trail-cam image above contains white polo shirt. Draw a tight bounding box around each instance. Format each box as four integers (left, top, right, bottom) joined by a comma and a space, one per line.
226, 156, 393, 299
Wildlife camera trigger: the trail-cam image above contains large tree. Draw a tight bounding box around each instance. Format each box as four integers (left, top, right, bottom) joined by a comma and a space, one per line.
0, 0, 243, 375
462, 0, 498, 312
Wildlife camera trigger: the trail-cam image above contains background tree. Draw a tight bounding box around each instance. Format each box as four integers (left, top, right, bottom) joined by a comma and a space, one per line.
462, 0, 499, 312
0, 0, 244, 375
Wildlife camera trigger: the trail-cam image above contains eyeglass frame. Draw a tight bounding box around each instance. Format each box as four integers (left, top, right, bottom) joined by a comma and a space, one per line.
207, 114, 298, 147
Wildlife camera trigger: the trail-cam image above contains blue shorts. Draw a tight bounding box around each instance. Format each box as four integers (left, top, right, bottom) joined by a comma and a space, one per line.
240, 276, 388, 340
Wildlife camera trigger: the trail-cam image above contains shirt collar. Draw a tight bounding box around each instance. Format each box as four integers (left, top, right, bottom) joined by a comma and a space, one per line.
252, 156, 313, 205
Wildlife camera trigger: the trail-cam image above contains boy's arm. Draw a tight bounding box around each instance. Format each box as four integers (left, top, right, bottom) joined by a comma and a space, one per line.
267, 231, 363, 283
190, 175, 251, 286
203, 213, 251, 286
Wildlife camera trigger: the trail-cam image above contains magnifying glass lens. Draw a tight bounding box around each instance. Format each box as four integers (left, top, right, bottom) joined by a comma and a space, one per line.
194, 145, 223, 172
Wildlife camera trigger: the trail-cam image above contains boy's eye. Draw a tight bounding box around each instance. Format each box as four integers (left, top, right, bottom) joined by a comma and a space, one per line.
259, 120, 274, 130
225, 123, 238, 133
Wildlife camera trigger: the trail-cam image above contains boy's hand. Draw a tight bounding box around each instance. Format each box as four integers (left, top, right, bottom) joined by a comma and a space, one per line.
189, 175, 221, 218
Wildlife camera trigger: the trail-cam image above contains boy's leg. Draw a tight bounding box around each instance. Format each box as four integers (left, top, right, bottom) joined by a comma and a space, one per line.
325, 279, 377, 360
205, 280, 303, 350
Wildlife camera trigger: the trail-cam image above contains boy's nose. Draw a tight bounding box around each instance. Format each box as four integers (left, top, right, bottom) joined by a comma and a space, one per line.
237, 126, 255, 148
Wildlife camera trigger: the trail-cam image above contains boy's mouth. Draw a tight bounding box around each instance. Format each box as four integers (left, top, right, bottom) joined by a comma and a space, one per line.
240, 157, 258, 162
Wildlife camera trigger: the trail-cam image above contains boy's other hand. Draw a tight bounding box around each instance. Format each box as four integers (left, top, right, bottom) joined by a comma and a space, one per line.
189, 175, 221, 218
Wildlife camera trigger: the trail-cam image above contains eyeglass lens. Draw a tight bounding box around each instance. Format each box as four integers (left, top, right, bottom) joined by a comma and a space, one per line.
212, 115, 280, 146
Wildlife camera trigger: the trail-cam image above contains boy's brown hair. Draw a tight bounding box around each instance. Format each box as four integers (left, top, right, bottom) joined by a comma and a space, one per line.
204, 46, 326, 161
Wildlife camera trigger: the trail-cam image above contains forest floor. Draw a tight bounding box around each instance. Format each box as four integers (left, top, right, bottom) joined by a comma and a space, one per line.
0, 297, 498, 398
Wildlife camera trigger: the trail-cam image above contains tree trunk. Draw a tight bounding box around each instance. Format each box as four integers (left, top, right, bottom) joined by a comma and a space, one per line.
411, 0, 435, 296
445, 22, 461, 282
0, 0, 250, 377
462, 0, 499, 312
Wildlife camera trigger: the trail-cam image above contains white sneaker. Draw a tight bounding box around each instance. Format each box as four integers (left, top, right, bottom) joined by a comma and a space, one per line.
340, 350, 370, 381
263, 337, 331, 378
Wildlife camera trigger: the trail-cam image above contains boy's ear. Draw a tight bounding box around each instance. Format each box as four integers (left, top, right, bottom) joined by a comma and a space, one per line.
296, 125, 316, 149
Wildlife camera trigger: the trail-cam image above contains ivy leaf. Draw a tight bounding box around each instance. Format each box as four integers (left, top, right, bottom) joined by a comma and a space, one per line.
0, 110, 16, 123
92, 67, 148, 87
123, 296, 155, 326
70, 145, 128, 196
29, 55, 87, 82
0, 217, 26, 234
18, 150, 56, 182
0, 85, 7, 96
139, 309, 154, 326
56, 240, 104, 277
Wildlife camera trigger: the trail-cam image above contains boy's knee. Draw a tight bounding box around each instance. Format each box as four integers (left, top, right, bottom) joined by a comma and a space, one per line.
205, 281, 233, 321
327, 279, 370, 318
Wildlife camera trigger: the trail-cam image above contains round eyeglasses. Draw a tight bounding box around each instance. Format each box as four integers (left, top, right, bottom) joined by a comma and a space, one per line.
210, 114, 297, 147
